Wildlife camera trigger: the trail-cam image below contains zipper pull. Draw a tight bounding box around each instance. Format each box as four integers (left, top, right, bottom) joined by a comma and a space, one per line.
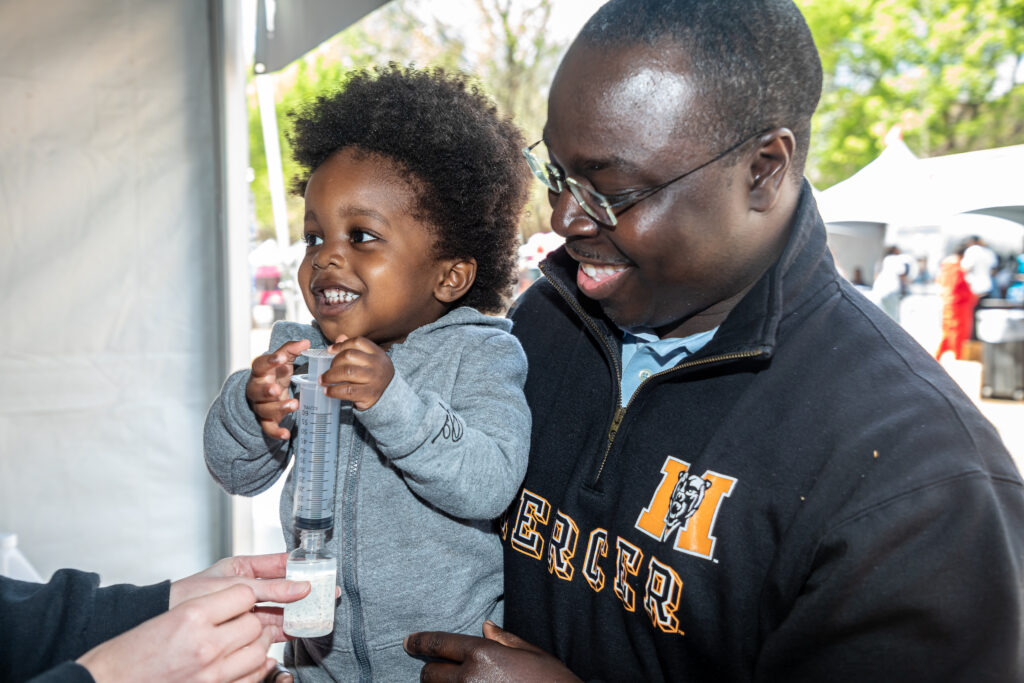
608, 407, 626, 443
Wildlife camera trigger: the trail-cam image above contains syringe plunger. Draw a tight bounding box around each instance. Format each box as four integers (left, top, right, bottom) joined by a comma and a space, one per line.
302, 348, 335, 378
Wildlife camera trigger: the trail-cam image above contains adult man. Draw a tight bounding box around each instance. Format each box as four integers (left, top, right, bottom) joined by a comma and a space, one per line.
405, 1, 1024, 680
1, 553, 310, 683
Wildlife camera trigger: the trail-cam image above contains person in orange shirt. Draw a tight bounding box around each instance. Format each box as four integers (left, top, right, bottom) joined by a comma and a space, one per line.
935, 243, 975, 360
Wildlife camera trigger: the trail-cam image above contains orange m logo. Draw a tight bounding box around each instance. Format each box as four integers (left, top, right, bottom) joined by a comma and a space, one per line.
634, 456, 736, 560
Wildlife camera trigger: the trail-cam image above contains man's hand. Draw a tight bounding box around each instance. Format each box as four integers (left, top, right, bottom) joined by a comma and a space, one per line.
246, 339, 311, 440
322, 335, 395, 411
404, 621, 581, 683
169, 553, 310, 642
77, 584, 277, 683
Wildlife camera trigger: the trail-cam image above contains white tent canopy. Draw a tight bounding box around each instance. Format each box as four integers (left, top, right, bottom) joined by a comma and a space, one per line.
817, 131, 924, 227
817, 129, 1024, 281
818, 128, 1024, 233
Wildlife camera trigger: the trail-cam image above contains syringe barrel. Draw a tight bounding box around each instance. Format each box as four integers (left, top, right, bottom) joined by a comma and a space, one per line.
291, 349, 342, 531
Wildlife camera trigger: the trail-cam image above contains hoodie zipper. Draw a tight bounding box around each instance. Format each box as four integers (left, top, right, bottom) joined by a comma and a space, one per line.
538, 262, 765, 488
538, 262, 625, 449
337, 409, 373, 682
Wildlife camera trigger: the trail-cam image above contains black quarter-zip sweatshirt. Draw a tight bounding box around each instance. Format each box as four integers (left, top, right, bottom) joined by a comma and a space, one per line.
503, 182, 1024, 682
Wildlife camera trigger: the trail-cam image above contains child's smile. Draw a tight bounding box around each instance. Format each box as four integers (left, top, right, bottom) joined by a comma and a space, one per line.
298, 148, 457, 350
313, 283, 360, 314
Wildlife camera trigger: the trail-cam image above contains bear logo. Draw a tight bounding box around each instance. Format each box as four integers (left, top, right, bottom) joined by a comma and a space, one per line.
661, 472, 712, 543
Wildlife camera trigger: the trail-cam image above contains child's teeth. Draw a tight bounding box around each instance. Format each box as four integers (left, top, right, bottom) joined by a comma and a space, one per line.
324, 288, 358, 304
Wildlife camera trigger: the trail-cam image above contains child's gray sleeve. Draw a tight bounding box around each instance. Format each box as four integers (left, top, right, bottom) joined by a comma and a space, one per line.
203, 327, 299, 496
355, 331, 530, 520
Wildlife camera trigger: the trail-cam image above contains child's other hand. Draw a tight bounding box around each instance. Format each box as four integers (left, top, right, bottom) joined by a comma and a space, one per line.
322, 335, 395, 411
246, 339, 311, 440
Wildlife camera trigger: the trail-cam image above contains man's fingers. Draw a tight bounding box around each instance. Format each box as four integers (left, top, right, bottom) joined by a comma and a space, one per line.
481, 620, 542, 652
404, 631, 482, 662
418, 660, 463, 683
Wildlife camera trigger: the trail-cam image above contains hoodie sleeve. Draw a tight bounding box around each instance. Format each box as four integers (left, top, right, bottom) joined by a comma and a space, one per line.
203, 324, 302, 496
355, 330, 530, 520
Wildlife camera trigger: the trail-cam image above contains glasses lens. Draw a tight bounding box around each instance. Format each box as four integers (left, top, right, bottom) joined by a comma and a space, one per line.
523, 147, 562, 193
566, 178, 618, 226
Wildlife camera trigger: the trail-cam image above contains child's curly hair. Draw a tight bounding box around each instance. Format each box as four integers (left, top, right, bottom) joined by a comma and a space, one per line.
287, 63, 530, 314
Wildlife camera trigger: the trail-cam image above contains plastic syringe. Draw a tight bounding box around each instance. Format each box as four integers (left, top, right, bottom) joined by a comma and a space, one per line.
290, 349, 341, 531
285, 348, 340, 638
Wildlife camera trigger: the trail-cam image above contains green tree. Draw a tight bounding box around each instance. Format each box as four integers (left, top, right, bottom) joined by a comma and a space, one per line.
798, 0, 1024, 188
467, 0, 563, 238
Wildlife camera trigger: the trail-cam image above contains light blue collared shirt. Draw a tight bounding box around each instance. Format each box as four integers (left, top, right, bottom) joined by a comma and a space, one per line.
620, 327, 719, 406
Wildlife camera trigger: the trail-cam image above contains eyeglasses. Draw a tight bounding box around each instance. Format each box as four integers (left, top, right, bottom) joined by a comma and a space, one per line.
522, 130, 767, 226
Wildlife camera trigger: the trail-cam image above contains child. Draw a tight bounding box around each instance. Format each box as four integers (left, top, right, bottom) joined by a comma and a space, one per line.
204, 64, 531, 681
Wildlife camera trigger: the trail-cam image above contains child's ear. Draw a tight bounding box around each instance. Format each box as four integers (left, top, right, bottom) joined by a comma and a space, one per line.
435, 258, 477, 303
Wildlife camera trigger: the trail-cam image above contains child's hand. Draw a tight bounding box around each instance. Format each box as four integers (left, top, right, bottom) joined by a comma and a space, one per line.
322, 335, 395, 411
245, 339, 311, 440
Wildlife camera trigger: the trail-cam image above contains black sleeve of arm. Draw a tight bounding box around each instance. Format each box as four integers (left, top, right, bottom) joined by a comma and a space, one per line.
756, 473, 1024, 682
0, 569, 170, 682
27, 661, 96, 683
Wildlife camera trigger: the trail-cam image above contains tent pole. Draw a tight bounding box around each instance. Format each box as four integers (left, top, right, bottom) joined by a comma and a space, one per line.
256, 73, 291, 255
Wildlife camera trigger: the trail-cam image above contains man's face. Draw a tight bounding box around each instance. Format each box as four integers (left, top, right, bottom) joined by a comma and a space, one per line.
543, 41, 787, 338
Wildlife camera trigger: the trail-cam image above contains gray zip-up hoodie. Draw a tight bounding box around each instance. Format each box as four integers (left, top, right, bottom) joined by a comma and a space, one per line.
204, 307, 530, 682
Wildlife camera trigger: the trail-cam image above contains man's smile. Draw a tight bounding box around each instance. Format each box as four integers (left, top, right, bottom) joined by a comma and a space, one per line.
576, 262, 630, 296
566, 243, 633, 297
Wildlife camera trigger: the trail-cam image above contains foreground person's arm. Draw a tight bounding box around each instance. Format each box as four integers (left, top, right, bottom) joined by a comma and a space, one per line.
0, 553, 309, 683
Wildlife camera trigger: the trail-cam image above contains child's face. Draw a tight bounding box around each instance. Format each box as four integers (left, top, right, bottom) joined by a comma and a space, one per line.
297, 148, 452, 349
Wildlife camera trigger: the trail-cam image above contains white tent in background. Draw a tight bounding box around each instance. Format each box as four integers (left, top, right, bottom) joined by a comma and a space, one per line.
817, 127, 924, 227
816, 127, 1024, 285
815, 128, 923, 284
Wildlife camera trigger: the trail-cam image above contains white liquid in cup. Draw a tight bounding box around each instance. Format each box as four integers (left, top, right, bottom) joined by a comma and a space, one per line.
283, 558, 337, 638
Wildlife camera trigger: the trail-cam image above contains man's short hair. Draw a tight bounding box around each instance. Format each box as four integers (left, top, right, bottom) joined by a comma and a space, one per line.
577, 0, 822, 176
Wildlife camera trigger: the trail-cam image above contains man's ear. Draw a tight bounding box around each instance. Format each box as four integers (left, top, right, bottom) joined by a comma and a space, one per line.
435, 258, 477, 303
748, 128, 795, 212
